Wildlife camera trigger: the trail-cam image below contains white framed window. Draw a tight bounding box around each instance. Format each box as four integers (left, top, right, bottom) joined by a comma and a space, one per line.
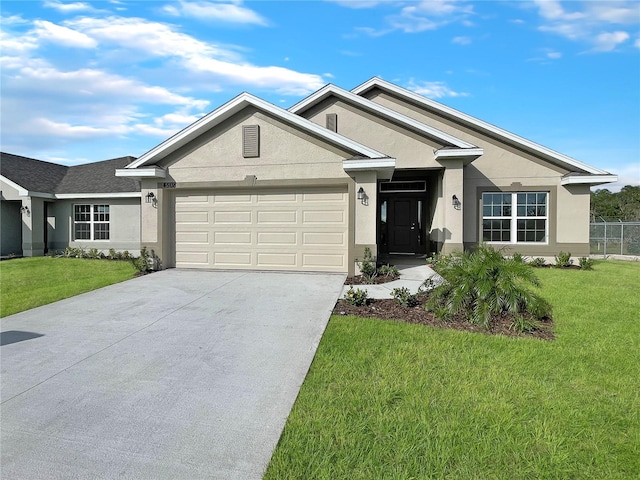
74, 204, 110, 240
482, 192, 548, 244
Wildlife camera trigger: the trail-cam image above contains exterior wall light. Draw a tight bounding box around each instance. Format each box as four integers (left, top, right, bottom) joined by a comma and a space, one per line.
145, 192, 155, 204
357, 187, 367, 205
452, 194, 461, 209
20, 205, 30, 216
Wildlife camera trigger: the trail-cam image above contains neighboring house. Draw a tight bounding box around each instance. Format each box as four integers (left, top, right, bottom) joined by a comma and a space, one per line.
0, 153, 141, 257
2, 78, 616, 273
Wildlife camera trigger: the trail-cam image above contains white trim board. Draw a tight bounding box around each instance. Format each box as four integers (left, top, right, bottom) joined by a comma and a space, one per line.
125, 93, 388, 169
352, 77, 613, 177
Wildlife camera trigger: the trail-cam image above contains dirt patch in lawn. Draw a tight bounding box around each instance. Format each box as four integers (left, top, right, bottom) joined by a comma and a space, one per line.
333, 295, 555, 341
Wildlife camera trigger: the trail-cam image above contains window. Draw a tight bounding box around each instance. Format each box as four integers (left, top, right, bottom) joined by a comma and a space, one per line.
482, 192, 547, 243
74, 204, 109, 240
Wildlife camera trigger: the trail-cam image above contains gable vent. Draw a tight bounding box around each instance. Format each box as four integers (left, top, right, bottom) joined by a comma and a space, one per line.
326, 113, 337, 133
243, 125, 260, 158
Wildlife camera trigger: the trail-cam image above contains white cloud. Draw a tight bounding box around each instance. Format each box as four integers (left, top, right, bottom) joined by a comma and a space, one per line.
406, 79, 468, 99
34, 20, 97, 48
326, 0, 385, 9
600, 163, 640, 192
452, 36, 471, 45
635, 38, 640, 48
65, 16, 326, 94
547, 50, 562, 59
341, 0, 474, 36
43, 1, 97, 13
162, 1, 269, 26
533, 0, 639, 52
593, 31, 630, 51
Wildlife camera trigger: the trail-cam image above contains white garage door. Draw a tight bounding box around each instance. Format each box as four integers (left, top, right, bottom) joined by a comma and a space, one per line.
174, 188, 349, 272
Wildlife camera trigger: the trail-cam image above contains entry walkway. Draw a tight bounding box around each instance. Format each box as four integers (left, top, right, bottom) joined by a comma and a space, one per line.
342, 261, 438, 299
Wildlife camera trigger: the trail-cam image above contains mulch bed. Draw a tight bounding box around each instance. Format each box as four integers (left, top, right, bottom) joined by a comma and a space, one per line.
344, 274, 400, 285
333, 295, 555, 341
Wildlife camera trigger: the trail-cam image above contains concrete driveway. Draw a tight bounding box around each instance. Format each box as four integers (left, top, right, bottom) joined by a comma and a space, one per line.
1, 269, 345, 479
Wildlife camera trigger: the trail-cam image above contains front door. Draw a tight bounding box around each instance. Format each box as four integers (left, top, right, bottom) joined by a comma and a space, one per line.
386, 197, 425, 254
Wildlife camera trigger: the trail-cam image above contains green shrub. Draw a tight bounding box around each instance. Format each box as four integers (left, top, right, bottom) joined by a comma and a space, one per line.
425, 245, 552, 326
530, 257, 546, 268
579, 257, 594, 270
344, 286, 369, 306
510, 315, 540, 333
555, 251, 573, 268
512, 252, 525, 263
357, 247, 377, 281
131, 246, 151, 274
87, 248, 100, 259
391, 287, 419, 308
378, 264, 399, 278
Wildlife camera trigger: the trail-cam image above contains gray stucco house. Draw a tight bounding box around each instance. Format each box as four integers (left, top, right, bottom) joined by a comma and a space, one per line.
0, 153, 141, 257
1, 77, 616, 273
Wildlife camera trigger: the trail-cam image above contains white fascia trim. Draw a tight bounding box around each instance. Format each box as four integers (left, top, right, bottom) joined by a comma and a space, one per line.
561, 174, 618, 186
435, 147, 484, 159
289, 84, 477, 149
353, 77, 610, 176
343, 158, 396, 170
127, 93, 386, 169
1, 175, 29, 196
116, 167, 166, 178
55, 192, 142, 199
343, 157, 396, 181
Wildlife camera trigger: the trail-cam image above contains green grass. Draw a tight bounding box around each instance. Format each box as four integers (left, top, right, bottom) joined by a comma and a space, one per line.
266, 260, 640, 479
0, 257, 137, 317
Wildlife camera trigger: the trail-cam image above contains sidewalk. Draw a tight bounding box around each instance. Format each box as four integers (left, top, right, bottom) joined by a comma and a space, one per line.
341, 263, 438, 299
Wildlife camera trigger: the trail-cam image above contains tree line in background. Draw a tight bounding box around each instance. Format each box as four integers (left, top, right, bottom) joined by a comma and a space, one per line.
590, 185, 640, 222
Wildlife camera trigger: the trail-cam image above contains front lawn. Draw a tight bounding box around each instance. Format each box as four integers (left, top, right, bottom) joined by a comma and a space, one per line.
266, 260, 640, 479
0, 257, 137, 317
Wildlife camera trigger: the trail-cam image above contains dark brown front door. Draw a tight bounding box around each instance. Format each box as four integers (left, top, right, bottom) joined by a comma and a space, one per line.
387, 197, 424, 253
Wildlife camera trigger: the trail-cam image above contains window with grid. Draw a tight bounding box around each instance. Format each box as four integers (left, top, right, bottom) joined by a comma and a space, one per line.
74, 204, 110, 240
482, 192, 547, 243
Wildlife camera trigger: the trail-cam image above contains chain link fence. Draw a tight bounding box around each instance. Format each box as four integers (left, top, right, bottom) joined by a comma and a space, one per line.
590, 222, 640, 256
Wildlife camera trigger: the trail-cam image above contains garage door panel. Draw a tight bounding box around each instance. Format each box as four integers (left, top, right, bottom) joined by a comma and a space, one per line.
256, 253, 298, 267
302, 253, 346, 268
257, 193, 297, 203
214, 232, 252, 244
303, 232, 345, 246
214, 252, 253, 266
303, 192, 347, 202
302, 210, 345, 224
176, 251, 209, 266
214, 211, 252, 223
257, 232, 298, 245
176, 231, 209, 244
175, 188, 348, 272
176, 211, 209, 223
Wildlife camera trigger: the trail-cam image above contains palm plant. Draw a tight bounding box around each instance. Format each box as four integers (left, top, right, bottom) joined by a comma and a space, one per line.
425, 245, 551, 326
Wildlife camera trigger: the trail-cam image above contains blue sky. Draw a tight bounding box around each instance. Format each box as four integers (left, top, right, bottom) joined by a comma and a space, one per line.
1, 0, 639, 190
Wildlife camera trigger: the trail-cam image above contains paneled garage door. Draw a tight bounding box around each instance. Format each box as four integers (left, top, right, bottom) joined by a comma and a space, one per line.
174, 188, 349, 272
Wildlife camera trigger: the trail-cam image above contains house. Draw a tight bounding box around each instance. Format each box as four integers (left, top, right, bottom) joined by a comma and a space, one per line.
1, 78, 616, 273
0, 153, 141, 257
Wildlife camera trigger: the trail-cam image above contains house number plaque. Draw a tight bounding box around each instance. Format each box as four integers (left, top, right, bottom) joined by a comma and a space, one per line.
159, 182, 176, 188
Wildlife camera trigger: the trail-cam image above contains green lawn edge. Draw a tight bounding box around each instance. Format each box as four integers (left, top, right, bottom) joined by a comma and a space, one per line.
0, 257, 138, 317
266, 260, 640, 479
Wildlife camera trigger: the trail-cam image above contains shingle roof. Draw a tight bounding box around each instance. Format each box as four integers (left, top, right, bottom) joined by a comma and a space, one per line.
56, 156, 140, 194
0, 152, 68, 193
1, 152, 140, 194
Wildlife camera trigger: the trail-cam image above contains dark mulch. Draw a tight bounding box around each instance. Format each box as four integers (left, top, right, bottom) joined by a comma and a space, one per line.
344, 274, 400, 285
333, 295, 555, 341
